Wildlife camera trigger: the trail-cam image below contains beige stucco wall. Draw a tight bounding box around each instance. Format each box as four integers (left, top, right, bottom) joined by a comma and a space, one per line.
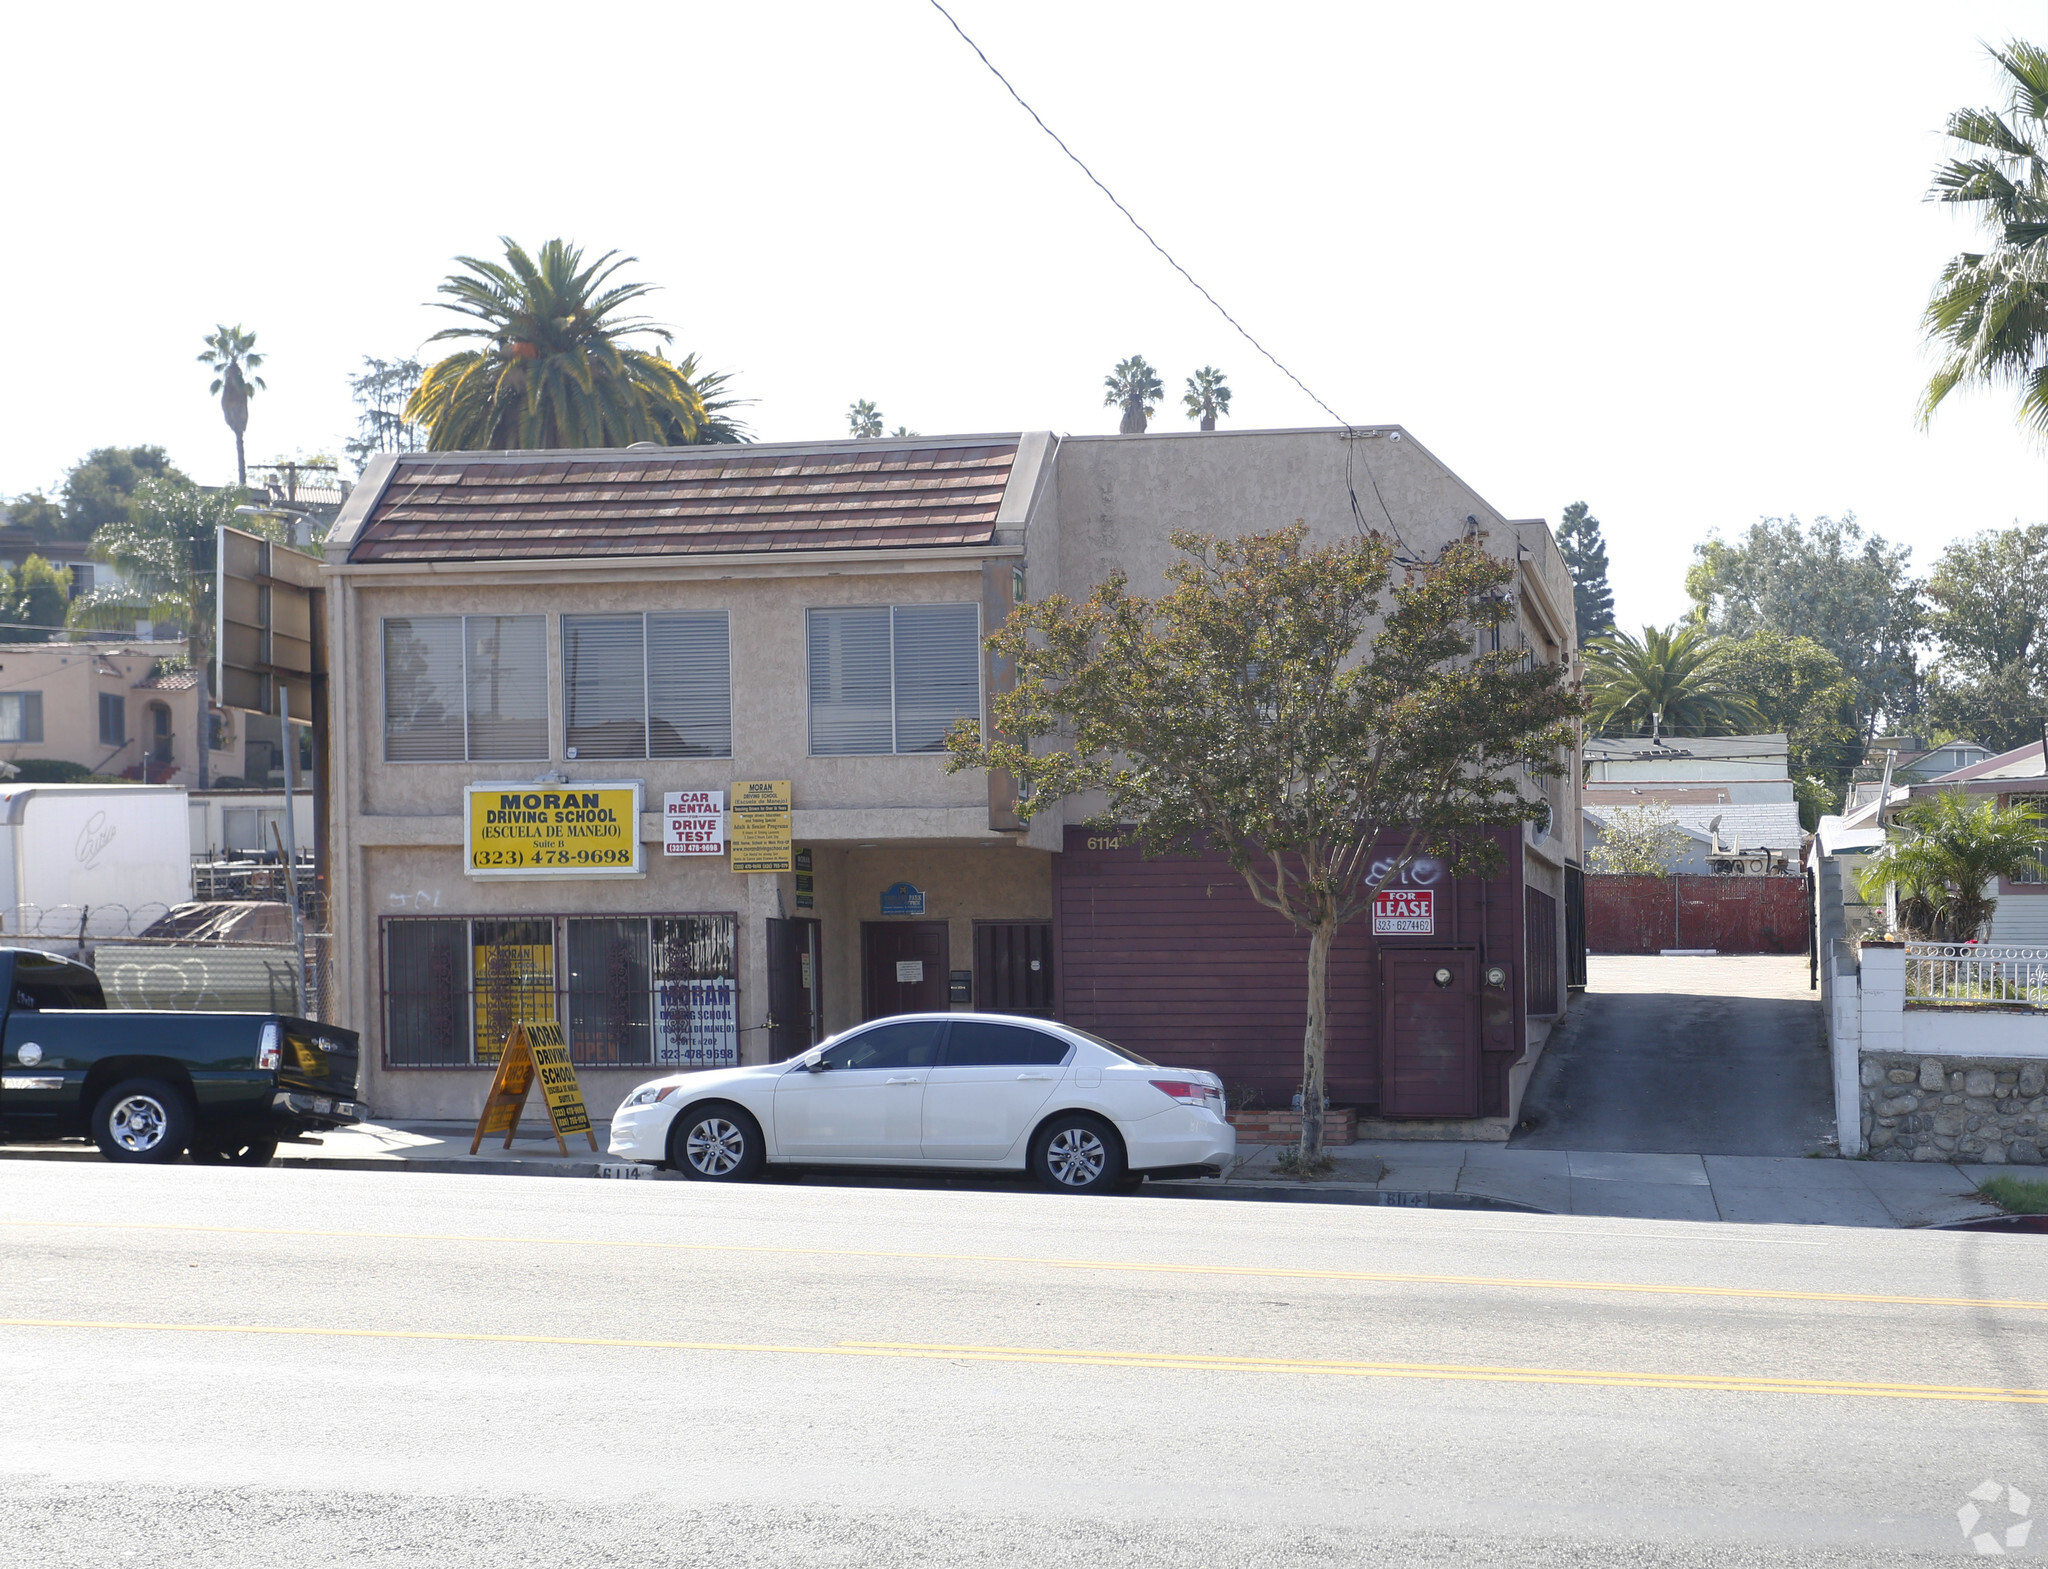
325, 426, 1583, 1120
0, 640, 237, 785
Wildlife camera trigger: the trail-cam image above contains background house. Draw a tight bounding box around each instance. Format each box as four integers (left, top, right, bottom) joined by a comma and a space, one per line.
1581, 733, 1805, 874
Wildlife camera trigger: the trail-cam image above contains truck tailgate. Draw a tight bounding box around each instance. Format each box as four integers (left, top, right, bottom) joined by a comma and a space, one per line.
278, 1021, 360, 1100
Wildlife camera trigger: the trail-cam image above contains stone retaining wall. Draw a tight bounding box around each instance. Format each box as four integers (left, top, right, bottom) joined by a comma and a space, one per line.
1859, 1053, 2048, 1164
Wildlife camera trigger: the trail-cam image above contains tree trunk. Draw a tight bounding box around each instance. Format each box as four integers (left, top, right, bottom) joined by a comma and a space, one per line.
233, 428, 246, 489
1200, 413, 1216, 431
1297, 916, 1335, 1162
190, 570, 210, 790
1119, 397, 1147, 436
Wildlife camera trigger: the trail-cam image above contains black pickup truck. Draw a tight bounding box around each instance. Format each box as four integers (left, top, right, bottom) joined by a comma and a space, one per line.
0, 947, 360, 1165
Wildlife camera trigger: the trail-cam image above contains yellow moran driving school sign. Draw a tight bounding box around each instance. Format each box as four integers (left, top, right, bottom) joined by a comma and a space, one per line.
465, 782, 645, 878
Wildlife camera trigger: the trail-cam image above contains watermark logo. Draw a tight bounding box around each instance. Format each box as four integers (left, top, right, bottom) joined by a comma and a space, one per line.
1961, 1481, 2032, 1555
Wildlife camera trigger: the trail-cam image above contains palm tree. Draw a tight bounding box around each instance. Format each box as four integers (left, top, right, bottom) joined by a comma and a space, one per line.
889, 426, 920, 438
405, 238, 744, 450
1583, 624, 1764, 736
1104, 356, 1163, 434
198, 325, 265, 486
1857, 791, 2046, 942
1183, 366, 1231, 430
1921, 41, 2048, 438
847, 400, 883, 439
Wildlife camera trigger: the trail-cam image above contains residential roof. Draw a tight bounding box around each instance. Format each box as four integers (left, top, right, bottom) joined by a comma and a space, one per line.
1584, 734, 1789, 763
341, 439, 1022, 564
1933, 737, 2047, 783
133, 669, 198, 691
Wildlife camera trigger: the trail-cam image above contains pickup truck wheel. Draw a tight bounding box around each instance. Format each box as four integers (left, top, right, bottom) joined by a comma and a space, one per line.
91, 1079, 193, 1164
190, 1138, 279, 1167
667, 1101, 765, 1181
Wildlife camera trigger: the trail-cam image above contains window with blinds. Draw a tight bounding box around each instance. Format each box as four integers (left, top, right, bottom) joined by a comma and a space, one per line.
808, 604, 980, 755
2012, 794, 2048, 884
562, 611, 731, 760
384, 614, 547, 762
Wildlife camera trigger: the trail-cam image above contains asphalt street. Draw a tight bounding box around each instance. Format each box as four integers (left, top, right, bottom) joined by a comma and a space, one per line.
1, 1161, 2044, 1566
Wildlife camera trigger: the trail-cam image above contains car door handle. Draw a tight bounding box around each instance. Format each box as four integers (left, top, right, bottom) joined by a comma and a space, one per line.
885, 1076, 922, 1085
1015, 1073, 1052, 1081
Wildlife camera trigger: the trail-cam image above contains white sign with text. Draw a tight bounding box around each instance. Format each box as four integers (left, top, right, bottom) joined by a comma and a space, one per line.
663, 790, 727, 857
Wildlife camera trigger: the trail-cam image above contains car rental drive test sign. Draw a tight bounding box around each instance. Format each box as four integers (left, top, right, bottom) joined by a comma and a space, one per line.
1371, 888, 1435, 935
466, 782, 645, 877
664, 790, 726, 857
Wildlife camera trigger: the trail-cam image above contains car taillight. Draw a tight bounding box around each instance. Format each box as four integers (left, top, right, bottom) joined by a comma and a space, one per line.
257, 1022, 281, 1072
1151, 1078, 1222, 1108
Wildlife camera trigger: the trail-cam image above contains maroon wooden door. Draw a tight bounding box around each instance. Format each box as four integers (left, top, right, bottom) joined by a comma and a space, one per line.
1380, 951, 1480, 1117
861, 921, 950, 1020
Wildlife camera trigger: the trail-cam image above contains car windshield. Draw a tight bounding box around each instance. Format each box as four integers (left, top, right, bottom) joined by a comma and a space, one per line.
1060, 1025, 1159, 1067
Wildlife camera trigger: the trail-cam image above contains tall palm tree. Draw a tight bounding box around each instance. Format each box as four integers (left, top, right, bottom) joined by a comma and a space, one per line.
198, 325, 265, 486
406, 238, 745, 450
1103, 356, 1163, 434
1583, 624, 1763, 737
1857, 791, 2046, 942
1183, 366, 1231, 430
1921, 41, 2048, 438
847, 400, 883, 439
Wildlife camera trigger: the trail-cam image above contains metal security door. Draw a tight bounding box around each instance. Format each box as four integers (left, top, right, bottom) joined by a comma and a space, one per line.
973, 921, 1054, 1016
766, 916, 822, 1061
1379, 950, 1480, 1118
861, 921, 950, 1021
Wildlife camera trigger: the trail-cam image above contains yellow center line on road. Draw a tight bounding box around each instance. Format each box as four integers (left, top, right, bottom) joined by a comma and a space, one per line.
0, 1316, 2041, 1403
1, 1217, 2039, 1314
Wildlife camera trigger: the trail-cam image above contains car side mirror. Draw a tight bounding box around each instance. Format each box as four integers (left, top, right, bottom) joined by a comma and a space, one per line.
805, 1057, 827, 1073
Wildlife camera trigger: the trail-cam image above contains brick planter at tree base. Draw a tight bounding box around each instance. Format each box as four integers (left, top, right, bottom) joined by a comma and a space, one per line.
1227, 1109, 1357, 1146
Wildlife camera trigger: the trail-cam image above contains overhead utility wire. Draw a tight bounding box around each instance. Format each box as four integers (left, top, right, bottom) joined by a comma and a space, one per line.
925, 0, 1353, 434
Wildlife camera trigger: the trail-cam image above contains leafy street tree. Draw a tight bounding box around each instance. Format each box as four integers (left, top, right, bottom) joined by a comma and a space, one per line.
1686, 514, 1922, 741
1858, 791, 2047, 942
5, 446, 190, 544
847, 400, 883, 439
406, 238, 743, 450
1554, 501, 1615, 647
1712, 630, 1864, 825
346, 357, 428, 473
0, 557, 71, 643
945, 525, 1581, 1165
1586, 803, 1691, 877
1920, 523, 2048, 751
198, 325, 266, 486
1183, 367, 1231, 430
1104, 356, 1163, 434
1921, 41, 2048, 439
1583, 624, 1762, 737
83, 478, 272, 789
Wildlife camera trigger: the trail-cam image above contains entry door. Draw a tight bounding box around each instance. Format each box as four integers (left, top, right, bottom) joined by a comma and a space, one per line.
1380, 951, 1480, 1118
772, 1017, 943, 1160
766, 917, 822, 1062
861, 921, 949, 1021
973, 922, 1054, 1016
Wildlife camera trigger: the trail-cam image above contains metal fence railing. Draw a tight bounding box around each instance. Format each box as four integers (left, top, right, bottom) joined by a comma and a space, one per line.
1905, 942, 2048, 1008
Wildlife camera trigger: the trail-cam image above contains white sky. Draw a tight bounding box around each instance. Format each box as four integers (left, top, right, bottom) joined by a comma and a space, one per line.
5, 1, 2045, 628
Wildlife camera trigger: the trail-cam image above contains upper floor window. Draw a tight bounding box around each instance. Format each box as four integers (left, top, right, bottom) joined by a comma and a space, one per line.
2011, 793, 2048, 885
0, 692, 43, 744
807, 604, 980, 756
384, 615, 547, 762
562, 612, 732, 760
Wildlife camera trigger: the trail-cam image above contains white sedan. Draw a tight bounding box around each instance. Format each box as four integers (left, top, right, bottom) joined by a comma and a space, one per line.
608, 1013, 1233, 1192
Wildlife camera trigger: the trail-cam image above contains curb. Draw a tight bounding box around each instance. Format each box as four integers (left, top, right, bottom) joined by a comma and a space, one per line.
1150, 1183, 1550, 1213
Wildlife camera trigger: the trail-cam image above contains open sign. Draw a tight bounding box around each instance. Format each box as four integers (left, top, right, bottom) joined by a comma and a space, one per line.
1372, 888, 1435, 935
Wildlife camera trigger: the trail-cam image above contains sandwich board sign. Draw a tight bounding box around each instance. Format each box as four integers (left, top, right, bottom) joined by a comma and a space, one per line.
1371, 888, 1435, 936
469, 1020, 599, 1155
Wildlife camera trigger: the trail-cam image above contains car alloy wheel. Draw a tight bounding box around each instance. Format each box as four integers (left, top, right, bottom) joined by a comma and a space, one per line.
108, 1094, 171, 1154
685, 1117, 746, 1177
1045, 1126, 1109, 1186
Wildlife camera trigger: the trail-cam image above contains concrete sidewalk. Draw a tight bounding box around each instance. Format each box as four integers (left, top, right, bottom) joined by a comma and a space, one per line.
0, 1119, 2008, 1227
1208, 1140, 2003, 1227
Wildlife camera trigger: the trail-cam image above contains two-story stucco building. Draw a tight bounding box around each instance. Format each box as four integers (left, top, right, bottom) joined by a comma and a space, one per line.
323, 427, 1582, 1132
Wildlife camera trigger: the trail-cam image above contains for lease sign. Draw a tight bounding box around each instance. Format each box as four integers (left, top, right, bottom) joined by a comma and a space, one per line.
663, 790, 726, 857
1371, 888, 1435, 935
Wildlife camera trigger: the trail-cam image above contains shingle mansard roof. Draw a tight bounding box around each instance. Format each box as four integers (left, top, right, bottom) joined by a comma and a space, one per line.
340, 440, 1020, 564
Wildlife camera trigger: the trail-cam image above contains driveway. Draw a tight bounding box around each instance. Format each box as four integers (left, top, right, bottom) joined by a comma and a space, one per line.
1510, 955, 1835, 1156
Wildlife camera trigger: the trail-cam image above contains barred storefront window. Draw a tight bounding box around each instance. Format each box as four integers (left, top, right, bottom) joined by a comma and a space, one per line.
383, 914, 737, 1069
